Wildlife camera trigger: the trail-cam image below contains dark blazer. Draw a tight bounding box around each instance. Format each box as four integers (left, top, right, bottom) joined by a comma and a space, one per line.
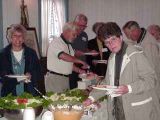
87, 37, 111, 76
0, 44, 43, 96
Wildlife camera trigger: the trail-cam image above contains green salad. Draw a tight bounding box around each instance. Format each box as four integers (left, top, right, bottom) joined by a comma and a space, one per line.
0, 89, 107, 110
0, 92, 52, 109
48, 89, 88, 106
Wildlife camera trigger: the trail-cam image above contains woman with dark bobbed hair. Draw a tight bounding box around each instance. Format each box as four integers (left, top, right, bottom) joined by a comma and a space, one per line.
0, 24, 43, 96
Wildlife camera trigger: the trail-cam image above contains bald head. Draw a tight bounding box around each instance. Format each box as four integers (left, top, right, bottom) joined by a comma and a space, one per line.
74, 14, 88, 34
74, 14, 88, 23
147, 25, 160, 41
123, 21, 141, 41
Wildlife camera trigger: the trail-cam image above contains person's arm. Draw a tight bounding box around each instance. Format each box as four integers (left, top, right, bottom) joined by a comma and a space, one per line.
83, 89, 106, 106
74, 50, 84, 57
58, 52, 86, 65
72, 64, 85, 74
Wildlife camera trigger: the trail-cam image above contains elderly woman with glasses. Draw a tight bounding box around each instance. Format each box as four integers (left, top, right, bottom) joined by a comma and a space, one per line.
83, 22, 160, 120
0, 24, 43, 96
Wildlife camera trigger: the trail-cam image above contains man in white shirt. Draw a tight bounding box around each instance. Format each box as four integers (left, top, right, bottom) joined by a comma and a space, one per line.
45, 22, 87, 93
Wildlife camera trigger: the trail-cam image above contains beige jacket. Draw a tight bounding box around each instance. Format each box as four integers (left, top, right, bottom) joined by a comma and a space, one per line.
90, 45, 160, 120
126, 32, 160, 99
140, 32, 160, 81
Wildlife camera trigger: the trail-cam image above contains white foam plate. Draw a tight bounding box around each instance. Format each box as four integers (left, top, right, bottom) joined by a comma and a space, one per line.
79, 73, 87, 79
92, 85, 117, 91
92, 85, 122, 97
6, 75, 28, 79
84, 52, 99, 55
93, 60, 107, 64
79, 73, 96, 81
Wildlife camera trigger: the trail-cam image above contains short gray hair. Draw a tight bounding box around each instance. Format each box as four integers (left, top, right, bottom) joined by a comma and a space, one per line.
63, 22, 79, 32
7, 24, 27, 42
123, 21, 140, 30
74, 14, 88, 23
147, 24, 160, 33
92, 22, 104, 34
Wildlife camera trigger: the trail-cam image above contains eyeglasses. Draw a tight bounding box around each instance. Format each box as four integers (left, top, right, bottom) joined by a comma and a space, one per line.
77, 23, 87, 28
12, 34, 23, 39
79, 25, 87, 28
104, 36, 118, 46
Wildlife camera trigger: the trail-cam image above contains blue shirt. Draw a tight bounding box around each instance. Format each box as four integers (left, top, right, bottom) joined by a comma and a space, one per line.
71, 31, 88, 61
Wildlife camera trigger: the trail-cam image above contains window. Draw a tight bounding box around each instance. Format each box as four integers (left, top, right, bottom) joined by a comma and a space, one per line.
41, 0, 66, 56
48, 2, 60, 42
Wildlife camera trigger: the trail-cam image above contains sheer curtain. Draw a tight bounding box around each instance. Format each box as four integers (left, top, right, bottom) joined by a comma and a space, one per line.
41, 0, 66, 56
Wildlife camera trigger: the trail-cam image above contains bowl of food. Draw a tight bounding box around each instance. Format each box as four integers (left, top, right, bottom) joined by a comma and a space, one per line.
48, 89, 88, 120
0, 93, 49, 120
53, 105, 84, 120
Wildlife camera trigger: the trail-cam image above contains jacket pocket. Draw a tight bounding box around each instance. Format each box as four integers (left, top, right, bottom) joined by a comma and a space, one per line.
131, 97, 152, 106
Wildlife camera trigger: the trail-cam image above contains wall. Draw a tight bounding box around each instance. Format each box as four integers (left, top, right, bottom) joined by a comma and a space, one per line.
2, 0, 39, 47
69, 0, 160, 39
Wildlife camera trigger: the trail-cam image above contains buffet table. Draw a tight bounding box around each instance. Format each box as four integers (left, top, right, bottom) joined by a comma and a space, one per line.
0, 76, 108, 120
0, 100, 108, 120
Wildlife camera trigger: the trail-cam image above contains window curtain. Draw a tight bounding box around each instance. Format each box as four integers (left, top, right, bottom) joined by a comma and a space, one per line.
41, 0, 66, 56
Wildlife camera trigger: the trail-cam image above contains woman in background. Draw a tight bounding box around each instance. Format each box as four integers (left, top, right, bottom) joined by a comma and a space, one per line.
87, 22, 111, 77
0, 24, 43, 96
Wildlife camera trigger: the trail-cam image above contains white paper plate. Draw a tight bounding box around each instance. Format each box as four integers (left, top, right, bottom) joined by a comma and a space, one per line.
84, 52, 99, 55
93, 60, 107, 64
92, 85, 122, 97
79, 73, 87, 79
92, 85, 117, 91
6, 75, 28, 79
79, 73, 96, 81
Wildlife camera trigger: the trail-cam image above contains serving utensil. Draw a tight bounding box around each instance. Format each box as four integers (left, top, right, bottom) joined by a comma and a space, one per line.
34, 87, 55, 111
34, 87, 48, 99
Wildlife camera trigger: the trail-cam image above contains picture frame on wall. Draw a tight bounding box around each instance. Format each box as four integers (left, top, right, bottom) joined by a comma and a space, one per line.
25, 27, 41, 59
7, 27, 41, 59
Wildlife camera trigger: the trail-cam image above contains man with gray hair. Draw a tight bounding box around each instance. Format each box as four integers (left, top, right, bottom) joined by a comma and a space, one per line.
123, 21, 160, 100
147, 24, 160, 43
45, 22, 87, 93
69, 14, 89, 89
